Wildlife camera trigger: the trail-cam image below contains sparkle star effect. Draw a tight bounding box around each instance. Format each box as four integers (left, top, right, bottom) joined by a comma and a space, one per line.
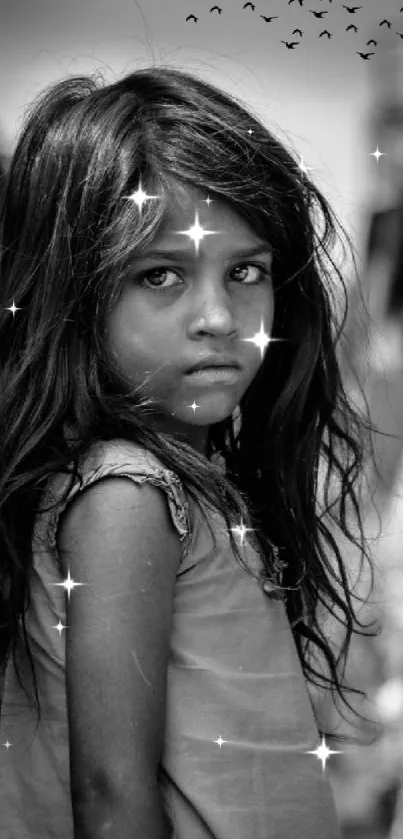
4, 299, 22, 317
230, 517, 256, 547
53, 619, 68, 636
241, 319, 274, 361
187, 400, 200, 413
124, 177, 159, 213
174, 210, 220, 257
214, 736, 227, 748
370, 146, 386, 163
2, 740, 12, 749
52, 568, 86, 602
305, 736, 343, 771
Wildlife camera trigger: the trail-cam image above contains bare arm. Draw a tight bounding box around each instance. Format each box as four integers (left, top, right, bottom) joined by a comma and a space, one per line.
56, 477, 182, 838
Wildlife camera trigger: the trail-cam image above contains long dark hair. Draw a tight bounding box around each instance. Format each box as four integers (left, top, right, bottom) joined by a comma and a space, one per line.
0, 66, 380, 745
0, 158, 6, 212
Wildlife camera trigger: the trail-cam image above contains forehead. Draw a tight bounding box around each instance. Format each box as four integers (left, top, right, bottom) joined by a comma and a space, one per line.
151, 183, 265, 252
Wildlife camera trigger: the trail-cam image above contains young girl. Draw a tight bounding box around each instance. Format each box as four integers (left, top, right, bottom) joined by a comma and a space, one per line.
0, 66, 379, 839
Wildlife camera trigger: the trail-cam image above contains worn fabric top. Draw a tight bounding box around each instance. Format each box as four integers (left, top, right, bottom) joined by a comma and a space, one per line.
0, 438, 342, 838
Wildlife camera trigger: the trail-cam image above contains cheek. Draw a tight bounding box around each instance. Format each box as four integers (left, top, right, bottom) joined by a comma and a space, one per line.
105, 305, 144, 372
244, 288, 274, 331
105, 306, 175, 385
105, 309, 128, 365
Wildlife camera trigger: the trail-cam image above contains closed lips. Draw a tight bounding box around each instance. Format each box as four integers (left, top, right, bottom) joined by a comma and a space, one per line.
186, 357, 240, 372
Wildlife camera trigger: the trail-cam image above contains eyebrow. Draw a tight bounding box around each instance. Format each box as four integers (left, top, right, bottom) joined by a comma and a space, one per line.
134, 245, 273, 261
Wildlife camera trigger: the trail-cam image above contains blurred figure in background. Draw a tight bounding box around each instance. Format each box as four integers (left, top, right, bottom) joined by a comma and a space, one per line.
363, 199, 403, 839
327, 98, 403, 837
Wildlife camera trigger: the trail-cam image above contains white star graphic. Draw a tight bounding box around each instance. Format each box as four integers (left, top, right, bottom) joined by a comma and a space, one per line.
53, 620, 68, 636
370, 146, 386, 164
305, 736, 343, 771
4, 299, 22, 317
230, 517, 255, 547
241, 319, 273, 361
174, 210, 220, 256
214, 736, 227, 748
124, 176, 159, 213
52, 568, 86, 602
2, 740, 12, 749
187, 401, 200, 413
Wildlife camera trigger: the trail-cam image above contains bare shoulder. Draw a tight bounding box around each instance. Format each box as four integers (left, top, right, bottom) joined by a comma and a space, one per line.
56, 476, 183, 808
57, 475, 183, 581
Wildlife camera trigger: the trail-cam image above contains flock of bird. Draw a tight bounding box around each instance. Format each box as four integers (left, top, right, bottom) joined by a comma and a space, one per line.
184, 3, 403, 60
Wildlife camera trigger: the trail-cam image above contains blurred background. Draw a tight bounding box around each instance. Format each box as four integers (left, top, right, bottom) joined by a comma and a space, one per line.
3, 0, 403, 836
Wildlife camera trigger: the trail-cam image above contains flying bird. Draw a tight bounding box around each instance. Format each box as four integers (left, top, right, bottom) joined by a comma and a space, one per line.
397, 33, 403, 39
281, 40, 300, 49
292, 28, 303, 37
260, 16, 279, 22
380, 19, 391, 29
209, 6, 222, 12
185, 14, 198, 22
243, 2, 255, 9
309, 10, 328, 18
342, 5, 362, 12
367, 39, 377, 46
356, 52, 375, 60
319, 30, 332, 38
346, 24, 358, 32
288, 0, 304, 5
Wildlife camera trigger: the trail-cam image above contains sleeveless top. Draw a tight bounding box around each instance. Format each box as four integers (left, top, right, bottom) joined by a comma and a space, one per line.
0, 439, 342, 838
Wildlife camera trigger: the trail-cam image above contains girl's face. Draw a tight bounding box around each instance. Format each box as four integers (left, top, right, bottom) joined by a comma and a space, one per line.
105, 184, 275, 455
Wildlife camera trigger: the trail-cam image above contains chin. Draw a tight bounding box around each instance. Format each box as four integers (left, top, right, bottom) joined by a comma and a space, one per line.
179, 403, 237, 425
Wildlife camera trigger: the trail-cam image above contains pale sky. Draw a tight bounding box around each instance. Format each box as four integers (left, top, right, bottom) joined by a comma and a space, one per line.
1, 0, 403, 260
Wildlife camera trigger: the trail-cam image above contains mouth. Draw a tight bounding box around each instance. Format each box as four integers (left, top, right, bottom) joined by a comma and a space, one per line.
186, 357, 241, 374
184, 366, 241, 384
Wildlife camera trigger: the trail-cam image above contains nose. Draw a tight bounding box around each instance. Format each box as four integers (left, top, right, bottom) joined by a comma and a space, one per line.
191, 281, 237, 336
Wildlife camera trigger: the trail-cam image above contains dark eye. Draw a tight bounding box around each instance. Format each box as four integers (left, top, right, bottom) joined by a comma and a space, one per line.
137, 263, 271, 290
231, 264, 267, 283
